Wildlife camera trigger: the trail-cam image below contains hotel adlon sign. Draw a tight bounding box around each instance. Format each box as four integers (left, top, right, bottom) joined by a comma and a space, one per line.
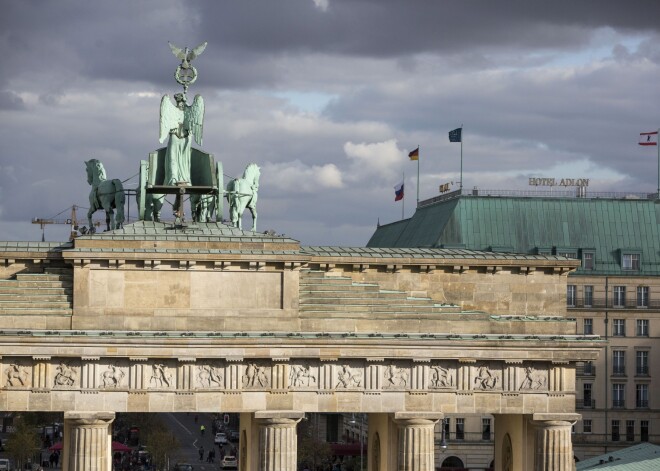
529, 178, 590, 187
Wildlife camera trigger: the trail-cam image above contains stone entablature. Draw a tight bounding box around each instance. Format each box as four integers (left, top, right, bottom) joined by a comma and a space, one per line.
0, 331, 597, 414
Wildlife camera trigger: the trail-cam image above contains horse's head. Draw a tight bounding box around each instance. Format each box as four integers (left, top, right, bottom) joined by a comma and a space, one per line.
85, 159, 107, 186
244, 163, 261, 185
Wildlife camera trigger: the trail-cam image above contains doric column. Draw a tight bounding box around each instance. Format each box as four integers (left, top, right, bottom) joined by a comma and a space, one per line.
255, 411, 304, 471
532, 413, 580, 471
394, 412, 443, 471
62, 411, 115, 471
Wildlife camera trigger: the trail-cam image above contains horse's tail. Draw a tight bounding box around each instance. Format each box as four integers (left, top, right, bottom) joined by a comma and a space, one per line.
112, 179, 126, 225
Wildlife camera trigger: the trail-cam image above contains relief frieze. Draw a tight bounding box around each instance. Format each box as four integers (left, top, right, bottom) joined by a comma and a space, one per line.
289, 363, 317, 388
473, 363, 501, 390
5, 363, 29, 388
198, 364, 224, 389
429, 363, 455, 389
519, 365, 548, 391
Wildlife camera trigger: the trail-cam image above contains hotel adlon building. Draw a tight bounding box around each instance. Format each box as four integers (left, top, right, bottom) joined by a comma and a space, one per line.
369, 187, 660, 464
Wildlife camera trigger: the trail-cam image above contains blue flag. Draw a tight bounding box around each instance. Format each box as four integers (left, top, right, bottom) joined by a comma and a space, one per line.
449, 128, 462, 143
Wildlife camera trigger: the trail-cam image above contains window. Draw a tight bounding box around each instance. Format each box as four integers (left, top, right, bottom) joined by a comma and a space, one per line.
482, 418, 491, 441
636, 351, 649, 376
636, 384, 649, 408
641, 420, 649, 442
613, 319, 626, 337
443, 418, 450, 437
613, 384, 625, 408
637, 319, 649, 337
626, 420, 635, 441
612, 420, 620, 441
583, 419, 592, 434
583, 361, 595, 376
622, 253, 640, 271
614, 286, 626, 307
582, 252, 594, 270
567, 285, 577, 307
583, 318, 593, 335
613, 351, 626, 376
558, 251, 577, 259
584, 285, 594, 307
455, 418, 464, 440
583, 383, 593, 408
637, 286, 649, 308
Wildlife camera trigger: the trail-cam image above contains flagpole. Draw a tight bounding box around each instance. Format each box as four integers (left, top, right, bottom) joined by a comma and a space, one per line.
416, 145, 420, 207
460, 125, 464, 192
657, 127, 659, 197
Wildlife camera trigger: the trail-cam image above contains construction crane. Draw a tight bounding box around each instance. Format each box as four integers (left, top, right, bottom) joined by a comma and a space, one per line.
31, 205, 100, 242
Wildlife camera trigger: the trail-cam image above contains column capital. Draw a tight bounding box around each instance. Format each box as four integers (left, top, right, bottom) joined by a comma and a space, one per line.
531, 413, 580, 426
255, 410, 305, 422
394, 411, 443, 423
64, 411, 115, 426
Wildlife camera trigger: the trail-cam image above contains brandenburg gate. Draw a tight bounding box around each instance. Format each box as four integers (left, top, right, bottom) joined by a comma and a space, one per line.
0, 227, 599, 470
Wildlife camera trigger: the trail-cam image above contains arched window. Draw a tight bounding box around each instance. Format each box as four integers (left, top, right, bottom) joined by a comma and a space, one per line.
440, 456, 465, 468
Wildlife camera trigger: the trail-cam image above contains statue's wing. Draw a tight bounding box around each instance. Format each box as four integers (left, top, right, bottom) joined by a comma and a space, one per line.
190, 42, 208, 61
185, 94, 205, 146
159, 95, 180, 143
168, 42, 186, 61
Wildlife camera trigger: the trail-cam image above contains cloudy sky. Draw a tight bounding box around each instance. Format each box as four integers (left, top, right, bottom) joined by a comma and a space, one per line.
2, 1, 660, 246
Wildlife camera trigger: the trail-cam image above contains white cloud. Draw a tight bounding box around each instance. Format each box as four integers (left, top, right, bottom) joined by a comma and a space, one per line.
312, 0, 329, 12
263, 160, 343, 193
343, 139, 405, 182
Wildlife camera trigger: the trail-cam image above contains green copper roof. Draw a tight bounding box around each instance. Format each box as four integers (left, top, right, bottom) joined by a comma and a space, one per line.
576, 443, 660, 470
367, 194, 660, 276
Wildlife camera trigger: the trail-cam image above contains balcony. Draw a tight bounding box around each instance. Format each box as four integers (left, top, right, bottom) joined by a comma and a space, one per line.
568, 297, 659, 309
576, 364, 596, 376
612, 367, 626, 377
636, 400, 649, 409
612, 399, 625, 409
636, 366, 649, 376
576, 399, 595, 409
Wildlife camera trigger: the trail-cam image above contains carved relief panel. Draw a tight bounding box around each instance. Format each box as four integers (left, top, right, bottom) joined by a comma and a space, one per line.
471, 362, 502, 391
334, 363, 364, 389
242, 362, 270, 389
197, 362, 225, 389
4, 362, 30, 388
288, 362, 318, 389
382, 362, 410, 390
428, 362, 456, 389
518, 364, 548, 391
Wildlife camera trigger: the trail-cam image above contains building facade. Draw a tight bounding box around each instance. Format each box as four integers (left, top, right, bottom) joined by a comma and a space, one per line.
368, 188, 660, 462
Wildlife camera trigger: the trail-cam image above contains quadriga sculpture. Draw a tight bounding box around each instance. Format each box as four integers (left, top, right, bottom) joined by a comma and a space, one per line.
226, 163, 260, 231
85, 159, 125, 232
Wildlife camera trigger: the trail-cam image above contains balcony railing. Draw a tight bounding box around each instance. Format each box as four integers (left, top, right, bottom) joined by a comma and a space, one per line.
636, 366, 649, 376
576, 364, 596, 376
612, 399, 625, 408
636, 400, 649, 409
612, 365, 626, 376
568, 297, 659, 309
576, 399, 595, 409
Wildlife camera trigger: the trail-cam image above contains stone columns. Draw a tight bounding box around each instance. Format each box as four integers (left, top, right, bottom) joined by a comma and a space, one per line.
532, 413, 580, 471
254, 411, 304, 471
62, 411, 115, 471
394, 412, 443, 471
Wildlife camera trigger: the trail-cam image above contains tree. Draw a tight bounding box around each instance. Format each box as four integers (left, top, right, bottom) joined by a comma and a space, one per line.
143, 419, 179, 471
5, 418, 40, 470
297, 416, 333, 471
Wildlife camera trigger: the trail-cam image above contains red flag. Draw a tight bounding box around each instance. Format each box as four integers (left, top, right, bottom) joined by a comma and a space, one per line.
639, 131, 658, 146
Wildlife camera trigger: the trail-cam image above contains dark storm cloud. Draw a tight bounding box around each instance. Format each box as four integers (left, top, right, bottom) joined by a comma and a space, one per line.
2, 0, 660, 245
